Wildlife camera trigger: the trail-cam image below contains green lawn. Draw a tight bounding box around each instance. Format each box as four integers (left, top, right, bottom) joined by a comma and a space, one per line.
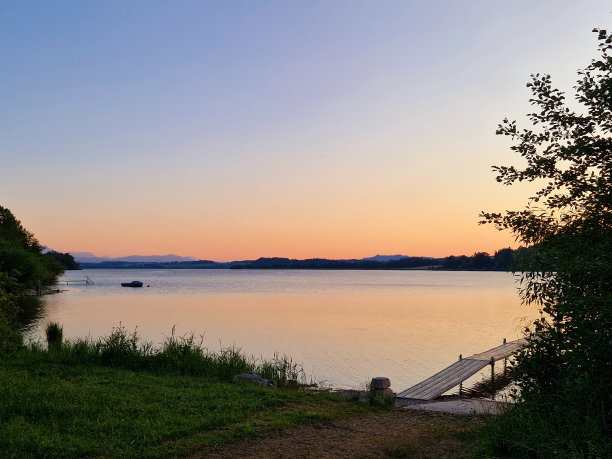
0, 354, 366, 458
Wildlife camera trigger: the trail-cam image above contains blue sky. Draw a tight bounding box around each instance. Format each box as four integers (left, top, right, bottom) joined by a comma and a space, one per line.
1, 1, 610, 259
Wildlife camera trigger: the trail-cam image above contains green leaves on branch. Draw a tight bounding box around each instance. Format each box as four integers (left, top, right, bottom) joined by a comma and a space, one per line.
480, 28, 612, 457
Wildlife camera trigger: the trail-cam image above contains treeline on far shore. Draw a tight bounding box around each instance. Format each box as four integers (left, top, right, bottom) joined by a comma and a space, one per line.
79, 247, 522, 271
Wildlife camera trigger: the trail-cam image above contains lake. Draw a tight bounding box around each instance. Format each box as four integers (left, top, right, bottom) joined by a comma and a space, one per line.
23, 269, 535, 392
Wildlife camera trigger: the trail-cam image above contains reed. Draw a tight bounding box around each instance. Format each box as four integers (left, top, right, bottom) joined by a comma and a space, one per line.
30, 324, 306, 387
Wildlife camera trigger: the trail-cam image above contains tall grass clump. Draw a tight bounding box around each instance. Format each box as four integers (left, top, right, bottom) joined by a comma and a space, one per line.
213, 346, 255, 379
155, 327, 254, 378
98, 324, 153, 368
32, 324, 307, 387
45, 322, 63, 348
259, 353, 305, 387
157, 326, 209, 373
156, 330, 305, 384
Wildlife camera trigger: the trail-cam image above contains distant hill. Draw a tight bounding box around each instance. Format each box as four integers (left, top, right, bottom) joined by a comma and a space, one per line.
72, 249, 519, 272
78, 256, 441, 270
72, 252, 197, 264
79, 260, 224, 269
229, 256, 441, 270
361, 254, 412, 262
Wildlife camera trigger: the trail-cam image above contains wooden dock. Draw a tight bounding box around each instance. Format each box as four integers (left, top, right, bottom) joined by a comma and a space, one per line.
396, 338, 526, 401
55, 275, 94, 285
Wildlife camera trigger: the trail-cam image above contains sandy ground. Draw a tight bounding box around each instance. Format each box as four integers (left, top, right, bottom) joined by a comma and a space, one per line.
194, 403, 491, 458
397, 397, 506, 415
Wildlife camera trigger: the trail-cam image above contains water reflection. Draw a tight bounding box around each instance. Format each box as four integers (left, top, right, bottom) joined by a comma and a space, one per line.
17, 296, 45, 331
25, 269, 535, 390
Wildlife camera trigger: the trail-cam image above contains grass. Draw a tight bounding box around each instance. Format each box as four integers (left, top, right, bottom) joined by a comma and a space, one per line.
0, 348, 367, 458
0, 324, 375, 457
28, 324, 305, 385
0, 324, 495, 457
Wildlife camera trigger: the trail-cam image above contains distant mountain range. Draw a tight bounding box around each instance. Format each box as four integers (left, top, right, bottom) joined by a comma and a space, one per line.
75, 256, 445, 271
71, 252, 197, 264
69, 249, 518, 271
361, 254, 432, 262
71, 252, 415, 264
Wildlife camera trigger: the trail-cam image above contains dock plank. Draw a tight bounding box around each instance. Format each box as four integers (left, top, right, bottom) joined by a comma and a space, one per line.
396, 338, 525, 401
465, 339, 526, 361
396, 359, 488, 400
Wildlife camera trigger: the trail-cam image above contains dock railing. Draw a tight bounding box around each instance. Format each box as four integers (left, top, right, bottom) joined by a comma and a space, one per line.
56, 275, 94, 285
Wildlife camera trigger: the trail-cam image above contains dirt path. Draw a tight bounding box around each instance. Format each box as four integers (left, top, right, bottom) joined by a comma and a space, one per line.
195, 408, 487, 458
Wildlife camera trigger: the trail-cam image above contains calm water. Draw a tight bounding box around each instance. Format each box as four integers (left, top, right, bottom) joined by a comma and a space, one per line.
24, 269, 534, 391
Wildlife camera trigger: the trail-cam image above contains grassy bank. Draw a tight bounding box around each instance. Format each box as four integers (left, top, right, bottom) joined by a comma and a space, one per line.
34, 323, 307, 385
1, 353, 372, 457
6, 323, 606, 457
0, 324, 493, 458
0, 325, 372, 457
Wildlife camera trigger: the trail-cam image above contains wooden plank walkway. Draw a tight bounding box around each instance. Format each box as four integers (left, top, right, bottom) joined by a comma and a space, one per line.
466, 339, 525, 361
396, 338, 526, 401
55, 275, 94, 285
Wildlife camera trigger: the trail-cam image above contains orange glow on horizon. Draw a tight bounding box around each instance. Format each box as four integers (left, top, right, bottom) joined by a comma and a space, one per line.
4, 2, 602, 261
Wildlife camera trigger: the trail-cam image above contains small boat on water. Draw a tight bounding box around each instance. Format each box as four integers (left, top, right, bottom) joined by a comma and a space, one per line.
121, 281, 143, 288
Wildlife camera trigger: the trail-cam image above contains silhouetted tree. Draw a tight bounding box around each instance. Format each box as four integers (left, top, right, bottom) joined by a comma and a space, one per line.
44, 251, 80, 270
493, 247, 514, 270
471, 251, 494, 269
480, 29, 612, 456
0, 205, 65, 334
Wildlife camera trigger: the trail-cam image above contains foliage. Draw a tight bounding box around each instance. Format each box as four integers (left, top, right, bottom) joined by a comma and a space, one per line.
480, 28, 612, 456
0, 206, 41, 252
0, 206, 62, 289
476, 387, 610, 458
441, 248, 516, 270
44, 250, 80, 270
0, 205, 71, 356
0, 205, 66, 339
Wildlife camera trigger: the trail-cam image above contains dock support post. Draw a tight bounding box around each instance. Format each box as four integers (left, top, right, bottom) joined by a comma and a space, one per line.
490, 357, 495, 399
458, 354, 463, 398
502, 338, 507, 375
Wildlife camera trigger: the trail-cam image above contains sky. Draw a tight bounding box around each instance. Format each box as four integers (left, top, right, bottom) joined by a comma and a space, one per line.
1, 1, 611, 261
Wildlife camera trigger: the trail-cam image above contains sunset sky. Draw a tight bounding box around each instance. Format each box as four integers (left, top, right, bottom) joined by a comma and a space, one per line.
2, 1, 611, 260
